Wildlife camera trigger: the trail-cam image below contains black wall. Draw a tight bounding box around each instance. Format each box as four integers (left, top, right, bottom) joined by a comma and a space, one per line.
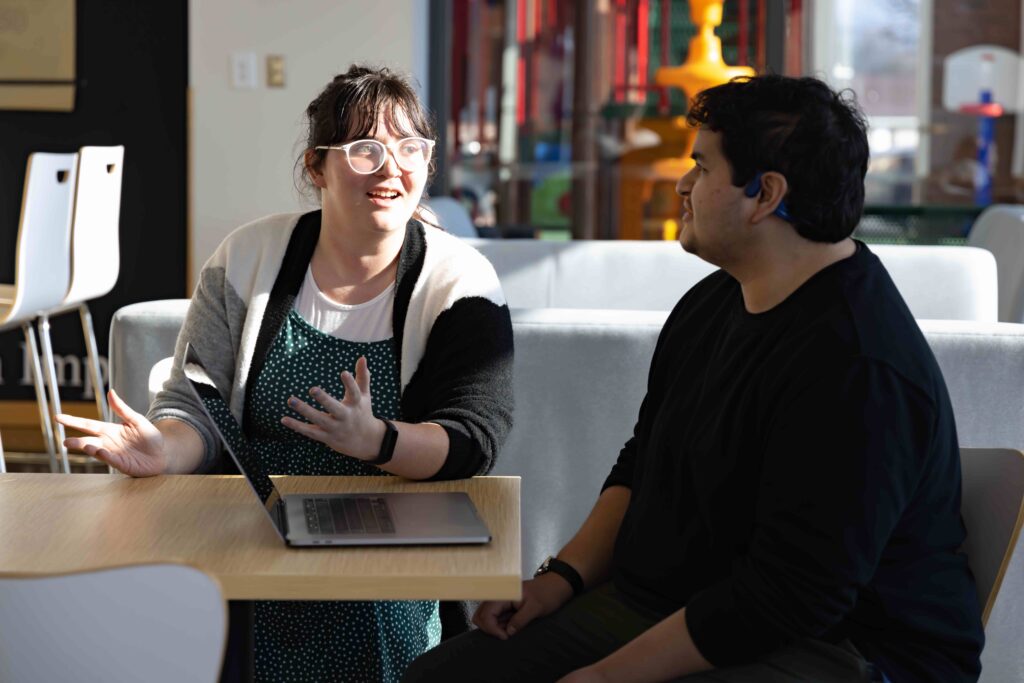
0, 1, 187, 401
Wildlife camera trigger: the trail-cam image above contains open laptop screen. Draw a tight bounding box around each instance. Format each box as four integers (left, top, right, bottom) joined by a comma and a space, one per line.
182, 343, 281, 518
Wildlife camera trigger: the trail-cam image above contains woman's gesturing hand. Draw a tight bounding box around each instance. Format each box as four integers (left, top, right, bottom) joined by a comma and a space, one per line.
281, 355, 387, 460
56, 389, 168, 477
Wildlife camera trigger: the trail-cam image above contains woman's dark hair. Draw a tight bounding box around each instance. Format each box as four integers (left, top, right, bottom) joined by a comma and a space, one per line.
296, 64, 436, 196
686, 75, 869, 243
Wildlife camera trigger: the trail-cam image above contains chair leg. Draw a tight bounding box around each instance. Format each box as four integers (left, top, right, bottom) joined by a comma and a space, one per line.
78, 304, 110, 423
22, 322, 59, 472
0, 428, 5, 473
37, 314, 70, 473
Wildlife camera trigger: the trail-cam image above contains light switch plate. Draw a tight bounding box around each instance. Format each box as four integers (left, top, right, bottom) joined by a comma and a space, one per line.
230, 52, 258, 89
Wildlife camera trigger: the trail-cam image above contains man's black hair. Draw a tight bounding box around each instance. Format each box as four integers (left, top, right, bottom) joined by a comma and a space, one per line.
686, 75, 869, 243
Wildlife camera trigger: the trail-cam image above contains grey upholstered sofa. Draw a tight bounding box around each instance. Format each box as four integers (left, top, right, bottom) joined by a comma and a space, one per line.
109, 306, 1024, 681
109, 242, 1009, 576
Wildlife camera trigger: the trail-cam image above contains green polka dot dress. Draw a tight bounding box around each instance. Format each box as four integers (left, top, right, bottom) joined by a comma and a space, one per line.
248, 308, 441, 682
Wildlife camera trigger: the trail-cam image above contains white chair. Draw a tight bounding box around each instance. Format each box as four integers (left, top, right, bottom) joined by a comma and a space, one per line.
35, 146, 124, 465
421, 196, 478, 237
0, 152, 78, 473
968, 204, 1024, 322
959, 448, 1024, 682
148, 355, 176, 407
0, 563, 226, 683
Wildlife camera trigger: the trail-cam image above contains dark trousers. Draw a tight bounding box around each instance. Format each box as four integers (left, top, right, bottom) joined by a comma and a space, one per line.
402, 583, 873, 683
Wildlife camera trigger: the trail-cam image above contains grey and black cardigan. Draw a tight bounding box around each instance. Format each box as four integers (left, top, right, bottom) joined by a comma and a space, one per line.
149, 210, 514, 478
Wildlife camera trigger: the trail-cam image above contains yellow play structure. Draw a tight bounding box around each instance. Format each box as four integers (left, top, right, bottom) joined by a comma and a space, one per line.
619, 0, 754, 240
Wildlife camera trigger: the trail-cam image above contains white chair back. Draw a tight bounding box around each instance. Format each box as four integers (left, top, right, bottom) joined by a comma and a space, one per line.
63, 145, 125, 304
968, 204, 1024, 323
422, 196, 478, 237
0, 563, 226, 683
0, 152, 77, 327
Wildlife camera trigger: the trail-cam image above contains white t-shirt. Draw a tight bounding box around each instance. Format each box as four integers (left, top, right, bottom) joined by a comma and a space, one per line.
293, 265, 394, 342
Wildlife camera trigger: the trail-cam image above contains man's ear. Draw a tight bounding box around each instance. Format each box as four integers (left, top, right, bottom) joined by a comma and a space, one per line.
305, 149, 327, 189
750, 171, 789, 223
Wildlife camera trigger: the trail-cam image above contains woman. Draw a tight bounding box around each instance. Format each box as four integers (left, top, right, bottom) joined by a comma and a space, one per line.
58, 64, 514, 682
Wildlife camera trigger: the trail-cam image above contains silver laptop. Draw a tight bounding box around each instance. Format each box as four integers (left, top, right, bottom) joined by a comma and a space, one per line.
182, 343, 491, 547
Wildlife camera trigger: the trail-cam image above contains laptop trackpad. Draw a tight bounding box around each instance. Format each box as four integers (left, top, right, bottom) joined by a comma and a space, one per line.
386, 492, 485, 537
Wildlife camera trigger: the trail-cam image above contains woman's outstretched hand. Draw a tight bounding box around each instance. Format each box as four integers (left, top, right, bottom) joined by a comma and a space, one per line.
57, 388, 168, 477
281, 355, 386, 460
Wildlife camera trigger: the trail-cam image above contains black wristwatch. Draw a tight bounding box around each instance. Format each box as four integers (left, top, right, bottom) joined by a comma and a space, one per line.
367, 418, 398, 465
534, 556, 584, 597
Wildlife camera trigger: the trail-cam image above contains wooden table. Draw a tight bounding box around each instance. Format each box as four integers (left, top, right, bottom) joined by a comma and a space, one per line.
0, 474, 521, 601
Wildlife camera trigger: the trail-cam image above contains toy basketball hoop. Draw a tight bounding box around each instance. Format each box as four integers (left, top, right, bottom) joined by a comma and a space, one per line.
943, 45, 1021, 204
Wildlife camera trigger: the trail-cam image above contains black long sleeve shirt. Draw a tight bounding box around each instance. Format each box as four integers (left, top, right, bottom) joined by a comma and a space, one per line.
604, 242, 984, 682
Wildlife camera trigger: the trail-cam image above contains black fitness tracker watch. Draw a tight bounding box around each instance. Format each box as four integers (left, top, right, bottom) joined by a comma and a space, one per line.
534, 556, 584, 597
368, 418, 398, 465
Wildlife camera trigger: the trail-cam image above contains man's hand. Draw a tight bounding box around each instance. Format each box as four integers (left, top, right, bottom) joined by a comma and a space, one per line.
281, 356, 386, 460
472, 574, 575, 640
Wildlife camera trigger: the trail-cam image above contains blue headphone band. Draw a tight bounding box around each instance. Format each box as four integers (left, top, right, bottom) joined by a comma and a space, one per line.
743, 173, 763, 198
744, 171, 794, 223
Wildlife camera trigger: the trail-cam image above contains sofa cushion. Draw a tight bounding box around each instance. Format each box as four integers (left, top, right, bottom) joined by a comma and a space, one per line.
467, 239, 998, 321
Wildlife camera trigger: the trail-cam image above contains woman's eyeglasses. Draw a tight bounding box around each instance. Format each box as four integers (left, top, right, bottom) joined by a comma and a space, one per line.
315, 137, 435, 175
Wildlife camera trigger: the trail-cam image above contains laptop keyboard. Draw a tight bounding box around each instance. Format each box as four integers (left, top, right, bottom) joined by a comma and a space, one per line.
303, 497, 396, 535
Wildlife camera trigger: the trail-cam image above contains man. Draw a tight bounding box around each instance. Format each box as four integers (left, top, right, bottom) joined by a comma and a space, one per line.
404, 75, 984, 682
